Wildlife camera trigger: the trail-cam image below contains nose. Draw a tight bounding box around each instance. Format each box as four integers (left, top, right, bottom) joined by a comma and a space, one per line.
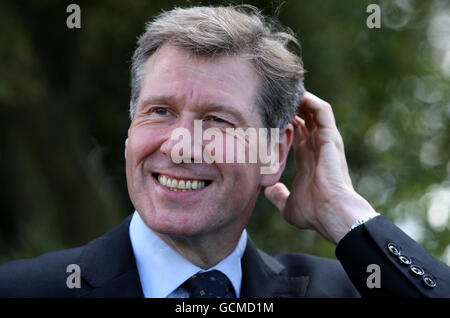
160, 116, 203, 164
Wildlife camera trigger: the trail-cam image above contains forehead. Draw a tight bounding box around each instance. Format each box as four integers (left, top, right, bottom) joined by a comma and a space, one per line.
138, 44, 262, 124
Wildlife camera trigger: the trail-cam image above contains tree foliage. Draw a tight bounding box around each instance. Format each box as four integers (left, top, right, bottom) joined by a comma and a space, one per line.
1, 0, 449, 264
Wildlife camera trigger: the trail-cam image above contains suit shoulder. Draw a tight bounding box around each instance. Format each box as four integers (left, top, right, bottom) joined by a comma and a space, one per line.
273, 252, 360, 297
0, 246, 86, 297
273, 252, 342, 274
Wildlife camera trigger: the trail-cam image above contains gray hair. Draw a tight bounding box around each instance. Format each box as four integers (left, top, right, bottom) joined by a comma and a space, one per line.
130, 5, 305, 129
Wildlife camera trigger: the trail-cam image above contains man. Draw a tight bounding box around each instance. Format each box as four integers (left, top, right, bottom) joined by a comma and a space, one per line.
0, 5, 449, 298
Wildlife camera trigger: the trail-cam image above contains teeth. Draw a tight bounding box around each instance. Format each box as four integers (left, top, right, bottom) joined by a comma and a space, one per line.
156, 174, 208, 191
158, 175, 167, 186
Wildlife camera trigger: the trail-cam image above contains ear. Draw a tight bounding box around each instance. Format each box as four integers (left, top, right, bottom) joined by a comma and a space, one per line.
260, 123, 294, 187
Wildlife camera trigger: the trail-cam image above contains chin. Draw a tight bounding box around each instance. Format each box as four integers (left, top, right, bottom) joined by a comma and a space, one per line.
138, 207, 214, 237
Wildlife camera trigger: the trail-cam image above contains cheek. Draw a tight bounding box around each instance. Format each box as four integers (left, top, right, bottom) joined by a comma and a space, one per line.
127, 126, 161, 163
207, 130, 261, 165
219, 163, 262, 203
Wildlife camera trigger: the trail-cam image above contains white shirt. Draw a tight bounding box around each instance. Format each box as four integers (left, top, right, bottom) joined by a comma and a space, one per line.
129, 211, 247, 298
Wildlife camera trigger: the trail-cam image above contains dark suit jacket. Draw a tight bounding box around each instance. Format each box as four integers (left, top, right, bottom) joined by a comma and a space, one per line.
0, 215, 449, 297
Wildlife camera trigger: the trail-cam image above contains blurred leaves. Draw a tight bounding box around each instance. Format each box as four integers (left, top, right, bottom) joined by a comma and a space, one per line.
1, 0, 449, 264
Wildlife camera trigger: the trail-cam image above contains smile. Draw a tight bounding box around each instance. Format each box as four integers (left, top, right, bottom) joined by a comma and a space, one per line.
154, 173, 211, 192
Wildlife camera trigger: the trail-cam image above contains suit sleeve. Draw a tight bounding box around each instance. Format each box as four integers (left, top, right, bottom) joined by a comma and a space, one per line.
335, 215, 450, 297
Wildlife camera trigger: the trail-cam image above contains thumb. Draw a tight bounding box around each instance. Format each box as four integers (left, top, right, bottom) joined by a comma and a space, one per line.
264, 182, 290, 213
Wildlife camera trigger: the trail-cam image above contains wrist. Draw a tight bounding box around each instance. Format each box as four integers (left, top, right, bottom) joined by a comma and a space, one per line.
348, 213, 380, 232
324, 191, 379, 244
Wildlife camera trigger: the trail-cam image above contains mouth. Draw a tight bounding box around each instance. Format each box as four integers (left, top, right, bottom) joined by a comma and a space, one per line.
152, 173, 212, 192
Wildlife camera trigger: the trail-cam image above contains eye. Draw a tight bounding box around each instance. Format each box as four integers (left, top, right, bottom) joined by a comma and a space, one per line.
152, 107, 169, 116
205, 115, 227, 124
211, 116, 225, 123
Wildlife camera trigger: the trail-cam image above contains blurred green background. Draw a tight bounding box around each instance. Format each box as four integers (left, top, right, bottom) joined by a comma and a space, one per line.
1, 0, 449, 265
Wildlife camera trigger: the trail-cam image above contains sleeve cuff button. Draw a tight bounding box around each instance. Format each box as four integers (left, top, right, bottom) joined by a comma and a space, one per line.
398, 254, 412, 265
410, 265, 425, 276
387, 242, 400, 255
423, 275, 437, 288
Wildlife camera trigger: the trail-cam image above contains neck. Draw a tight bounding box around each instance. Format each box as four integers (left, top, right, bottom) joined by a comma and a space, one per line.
152, 189, 259, 269
156, 226, 244, 269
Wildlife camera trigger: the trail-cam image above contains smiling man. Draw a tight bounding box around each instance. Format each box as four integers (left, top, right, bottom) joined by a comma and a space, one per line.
1, 5, 449, 298
126, 45, 265, 266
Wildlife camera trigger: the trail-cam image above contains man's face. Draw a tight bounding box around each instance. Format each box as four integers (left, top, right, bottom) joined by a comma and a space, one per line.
125, 44, 271, 239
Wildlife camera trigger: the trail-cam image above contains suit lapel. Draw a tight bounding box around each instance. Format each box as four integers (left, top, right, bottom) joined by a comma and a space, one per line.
240, 238, 309, 298
76, 215, 308, 298
78, 215, 144, 298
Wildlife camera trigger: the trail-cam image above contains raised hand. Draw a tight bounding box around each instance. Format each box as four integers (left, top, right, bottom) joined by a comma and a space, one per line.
264, 92, 378, 244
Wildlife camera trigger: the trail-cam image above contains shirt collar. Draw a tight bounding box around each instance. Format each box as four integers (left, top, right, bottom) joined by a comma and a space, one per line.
129, 211, 247, 298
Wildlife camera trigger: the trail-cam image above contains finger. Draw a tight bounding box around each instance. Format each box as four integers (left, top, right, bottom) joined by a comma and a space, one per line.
292, 116, 316, 163
298, 92, 337, 129
298, 108, 318, 136
292, 120, 316, 180
293, 115, 309, 139
296, 111, 320, 155
292, 116, 307, 152
264, 183, 290, 213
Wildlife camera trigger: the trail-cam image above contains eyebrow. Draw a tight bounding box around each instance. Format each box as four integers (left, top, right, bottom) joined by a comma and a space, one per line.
139, 94, 249, 125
